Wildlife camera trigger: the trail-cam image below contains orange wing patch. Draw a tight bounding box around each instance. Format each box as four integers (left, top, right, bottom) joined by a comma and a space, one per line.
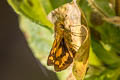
47, 40, 58, 66
48, 37, 74, 71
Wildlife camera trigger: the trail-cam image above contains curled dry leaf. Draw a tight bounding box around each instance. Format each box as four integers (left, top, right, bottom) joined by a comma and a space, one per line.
73, 25, 90, 80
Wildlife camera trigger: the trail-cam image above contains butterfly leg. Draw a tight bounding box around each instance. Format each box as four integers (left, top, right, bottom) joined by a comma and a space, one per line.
64, 25, 87, 37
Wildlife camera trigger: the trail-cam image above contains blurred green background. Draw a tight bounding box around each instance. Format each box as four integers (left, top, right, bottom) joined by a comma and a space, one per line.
1, 0, 120, 80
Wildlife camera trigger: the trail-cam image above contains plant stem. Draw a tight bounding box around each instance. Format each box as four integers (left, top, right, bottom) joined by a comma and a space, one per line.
115, 0, 120, 16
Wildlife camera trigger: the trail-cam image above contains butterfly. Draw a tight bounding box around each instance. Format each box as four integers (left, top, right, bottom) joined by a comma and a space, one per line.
47, 1, 87, 72
47, 23, 77, 71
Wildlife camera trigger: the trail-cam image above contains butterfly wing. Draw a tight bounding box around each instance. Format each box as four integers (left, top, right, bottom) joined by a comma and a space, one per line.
54, 38, 73, 71
47, 35, 62, 66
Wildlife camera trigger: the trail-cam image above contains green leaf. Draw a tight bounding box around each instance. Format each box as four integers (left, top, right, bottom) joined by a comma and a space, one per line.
8, 0, 53, 29
94, 0, 116, 17
89, 47, 102, 66
19, 16, 53, 66
49, 0, 72, 9
7, 0, 72, 30
87, 0, 115, 17
97, 68, 120, 80
91, 37, 120, 65
78, 0, 92, 23
96, 23, 120, 53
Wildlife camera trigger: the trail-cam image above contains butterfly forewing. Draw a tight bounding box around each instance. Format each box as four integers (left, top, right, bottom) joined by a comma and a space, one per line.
54, 38, 73, 71
47, 35, 62, 66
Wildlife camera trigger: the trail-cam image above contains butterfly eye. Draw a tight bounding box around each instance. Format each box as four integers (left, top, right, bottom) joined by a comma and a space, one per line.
59, 24, 64, 29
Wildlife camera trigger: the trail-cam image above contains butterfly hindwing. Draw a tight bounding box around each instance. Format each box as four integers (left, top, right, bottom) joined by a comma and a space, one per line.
54, 38, 73, 71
